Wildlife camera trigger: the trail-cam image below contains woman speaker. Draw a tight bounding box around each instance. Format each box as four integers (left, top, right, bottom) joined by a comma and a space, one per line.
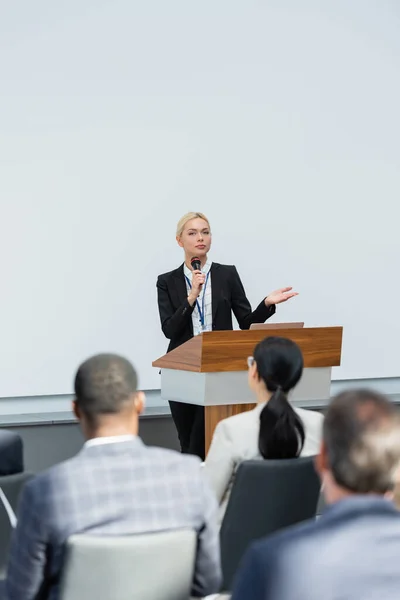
157, 211, 298, 459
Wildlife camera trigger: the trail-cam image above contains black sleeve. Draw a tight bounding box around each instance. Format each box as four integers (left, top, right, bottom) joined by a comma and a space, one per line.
156, 275, 195, 340
230, 266, 275, 330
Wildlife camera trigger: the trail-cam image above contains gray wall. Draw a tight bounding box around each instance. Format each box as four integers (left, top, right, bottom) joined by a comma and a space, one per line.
2, 415, 180, 473
1, 378, 400, 473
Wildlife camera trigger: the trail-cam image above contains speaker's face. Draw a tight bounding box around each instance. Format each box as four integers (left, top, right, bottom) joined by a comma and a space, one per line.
177, 217, 212, 259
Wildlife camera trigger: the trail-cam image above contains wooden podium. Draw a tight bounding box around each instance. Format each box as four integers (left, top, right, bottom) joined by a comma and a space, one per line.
153, 327, 343, 453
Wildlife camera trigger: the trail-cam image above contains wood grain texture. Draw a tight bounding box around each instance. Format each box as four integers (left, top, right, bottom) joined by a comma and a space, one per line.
200, 326, 342, 372
250, 322, 304, 330
152, 335, 202, 371
153, 326, 343, 373
205, 403, 256, 454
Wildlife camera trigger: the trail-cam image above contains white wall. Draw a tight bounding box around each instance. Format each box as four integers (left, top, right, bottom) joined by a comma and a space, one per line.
1, 0, 399, 397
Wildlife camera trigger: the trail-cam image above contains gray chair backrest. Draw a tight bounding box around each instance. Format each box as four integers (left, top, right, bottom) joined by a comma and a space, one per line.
59, 529, 197, 600
0, 430, 23, 476
220, 457, 320, 590
0, 472, 33, 578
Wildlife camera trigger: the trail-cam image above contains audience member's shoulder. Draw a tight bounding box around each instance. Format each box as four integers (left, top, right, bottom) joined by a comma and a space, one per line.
144, 445, 202, 471
18, 455, 80, 504
251, 514, 319, 558
297, 407, 324, 424
216, 407, 259, 435
26, 454, 82, 488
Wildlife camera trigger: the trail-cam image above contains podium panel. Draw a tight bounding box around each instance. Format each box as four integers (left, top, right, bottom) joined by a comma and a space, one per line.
160, 367, 331, 407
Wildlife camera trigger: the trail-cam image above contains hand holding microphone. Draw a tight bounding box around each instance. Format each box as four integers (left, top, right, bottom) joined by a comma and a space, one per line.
188, 256, 205, 305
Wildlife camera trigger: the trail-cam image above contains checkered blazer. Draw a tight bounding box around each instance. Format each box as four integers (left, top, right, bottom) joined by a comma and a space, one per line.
5, 438, 222, 600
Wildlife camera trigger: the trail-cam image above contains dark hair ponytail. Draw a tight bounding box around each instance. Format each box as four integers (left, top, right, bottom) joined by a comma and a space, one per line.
254, 337, 305, 459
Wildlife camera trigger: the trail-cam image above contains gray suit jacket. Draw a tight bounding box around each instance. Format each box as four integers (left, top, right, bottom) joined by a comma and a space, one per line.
5, 438, 222, 600
231, 496, 400, 600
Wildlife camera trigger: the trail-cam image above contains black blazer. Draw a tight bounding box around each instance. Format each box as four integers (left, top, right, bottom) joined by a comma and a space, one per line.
157, 262, 275, 352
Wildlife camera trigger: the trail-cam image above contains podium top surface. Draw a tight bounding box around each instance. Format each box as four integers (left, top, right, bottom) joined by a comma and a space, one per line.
153, 326, 343, 373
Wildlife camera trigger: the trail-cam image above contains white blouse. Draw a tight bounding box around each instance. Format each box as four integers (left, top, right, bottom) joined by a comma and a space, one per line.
183, 260, 213, 336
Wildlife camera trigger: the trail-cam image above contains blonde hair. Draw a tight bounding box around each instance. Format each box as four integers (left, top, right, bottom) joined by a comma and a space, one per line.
176, 212, 210, 238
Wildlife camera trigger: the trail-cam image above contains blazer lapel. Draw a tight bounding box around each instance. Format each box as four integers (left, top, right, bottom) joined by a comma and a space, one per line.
173, 264, 188, 305
211, 263, 222, 322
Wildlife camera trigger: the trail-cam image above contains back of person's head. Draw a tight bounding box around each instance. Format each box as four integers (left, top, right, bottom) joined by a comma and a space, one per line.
74, 353, 142, 429
251, 336, 305, 459
322, 389, 400, 495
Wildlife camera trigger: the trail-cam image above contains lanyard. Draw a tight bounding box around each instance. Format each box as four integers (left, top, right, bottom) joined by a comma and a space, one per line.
185, 270, 210, 330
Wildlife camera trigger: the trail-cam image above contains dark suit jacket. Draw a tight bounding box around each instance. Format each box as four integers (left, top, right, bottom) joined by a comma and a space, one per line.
231, 496, 400, 600
157, 263, 275, 351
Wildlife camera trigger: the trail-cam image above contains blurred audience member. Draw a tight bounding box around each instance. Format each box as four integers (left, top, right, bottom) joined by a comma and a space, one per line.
231, 389, 400, 600
5, 354, 221, 599
204, 337, 323, 519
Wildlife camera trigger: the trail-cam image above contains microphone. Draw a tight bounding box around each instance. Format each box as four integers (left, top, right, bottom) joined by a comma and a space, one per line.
191, 256, 202, 271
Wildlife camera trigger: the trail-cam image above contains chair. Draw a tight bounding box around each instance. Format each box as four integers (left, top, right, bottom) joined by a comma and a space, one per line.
0, 430, 23, 476
59, 529, 197, 600
0, 472, 33, 578
220, 457, 320, 590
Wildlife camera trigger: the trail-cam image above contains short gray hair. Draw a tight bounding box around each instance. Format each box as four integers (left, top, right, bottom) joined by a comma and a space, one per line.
324, 389, 400, 494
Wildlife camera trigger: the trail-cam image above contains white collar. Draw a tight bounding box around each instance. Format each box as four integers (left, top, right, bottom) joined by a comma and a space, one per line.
84, 435, 136, 448
184, 260, 212, 277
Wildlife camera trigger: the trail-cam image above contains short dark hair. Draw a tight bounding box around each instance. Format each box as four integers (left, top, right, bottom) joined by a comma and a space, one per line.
74, 354, 138, 424
324, 389, 400, 494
